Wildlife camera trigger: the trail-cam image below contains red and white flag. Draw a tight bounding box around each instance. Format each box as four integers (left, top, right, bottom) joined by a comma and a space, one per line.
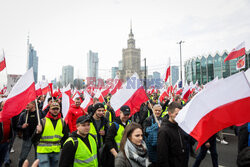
63, 84, 71, 97
159, 88, 168, 102
0, 68, 36, 122
62, 92, 70, 118
110, 73, 149, 117
0, 51, 6, 72
40, 81, 50, 95
163, 57, 171, 82
80, 90, 93, 112
0, 86, 7, 95
236, 55, 246, 70
35, 83, 42, 97
176, 71, 250, 149
110, 76, 123, 95
181, 83, 191, 102
94, 89, 104, 103
42, 92, 50, 111
224, 42, 245, 62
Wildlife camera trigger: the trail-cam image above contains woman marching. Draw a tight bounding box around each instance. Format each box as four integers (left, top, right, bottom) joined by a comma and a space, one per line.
115, 122, 150, 167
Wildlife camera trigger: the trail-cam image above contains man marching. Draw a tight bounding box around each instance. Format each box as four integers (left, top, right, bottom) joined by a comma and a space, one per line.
33, 102, 68, 167
59, 115, 98, 167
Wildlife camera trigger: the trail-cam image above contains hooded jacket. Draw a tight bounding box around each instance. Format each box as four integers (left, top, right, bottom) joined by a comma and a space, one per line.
66, 104, 86, 133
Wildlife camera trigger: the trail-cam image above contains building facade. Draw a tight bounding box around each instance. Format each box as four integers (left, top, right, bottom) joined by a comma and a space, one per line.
111, 67, 119, 79
87, 50, 99, 79
118, 26, 145, 81
184, 50, 250, 85
27, 40, 38, 83
62, 65, 74, 86
171, 66, 179, 86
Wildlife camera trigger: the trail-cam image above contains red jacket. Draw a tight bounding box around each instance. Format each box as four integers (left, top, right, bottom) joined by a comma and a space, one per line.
65, 105, 86, 133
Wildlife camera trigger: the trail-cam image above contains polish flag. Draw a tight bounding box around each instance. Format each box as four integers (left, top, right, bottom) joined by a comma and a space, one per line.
40, 81, 50, 95
101, 85, 111, 97
224, 42, 245, 62
181, 84, 191, 102
0, 52, 6, 72
72, 91, 81, 102
110, 73, 149, 117
163, 57, 171, 82
42, 92, 50, 111
0, 86, 7, 95
0, 68, 36, 122
94, 89, 104, 103
35, 83, 42, 97
110, 77, 122, 96
63, 84, 71, 97
80, 90, 93, 112
176, 71, 250, 149
62, 92, 70, 118
159, 88, 168, 102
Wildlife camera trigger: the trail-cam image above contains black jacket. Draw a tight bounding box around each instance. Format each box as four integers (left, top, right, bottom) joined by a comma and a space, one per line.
90, 116, 109, 149
17, 110, 42, 140
59, 132, 98, 167
139, 103, 152, 125
238, 123, 249, 153
157, 118, 188, 167
102, 117, 130, 167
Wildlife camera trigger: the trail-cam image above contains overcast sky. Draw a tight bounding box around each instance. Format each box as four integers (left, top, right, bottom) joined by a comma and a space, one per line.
0, 0, 250, 86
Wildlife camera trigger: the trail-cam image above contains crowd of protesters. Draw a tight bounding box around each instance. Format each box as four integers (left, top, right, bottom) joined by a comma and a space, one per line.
0, 90, 250, 167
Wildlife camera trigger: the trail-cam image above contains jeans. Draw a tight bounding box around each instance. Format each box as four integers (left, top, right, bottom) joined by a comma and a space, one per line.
193, 138, 218, 167
0, 142, 9, 167
37, 152, 60, 167
18, 138, 37, 167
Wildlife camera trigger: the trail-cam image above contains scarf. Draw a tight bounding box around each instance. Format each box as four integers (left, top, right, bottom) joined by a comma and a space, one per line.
46, 112, 61, 120
124, 138, 149, 167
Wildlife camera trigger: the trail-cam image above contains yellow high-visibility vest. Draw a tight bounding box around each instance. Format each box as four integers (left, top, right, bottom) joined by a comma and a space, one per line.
37, 118, 64, 153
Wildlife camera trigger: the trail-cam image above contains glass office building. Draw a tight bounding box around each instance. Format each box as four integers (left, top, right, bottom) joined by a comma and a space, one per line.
184, 50, 250, 85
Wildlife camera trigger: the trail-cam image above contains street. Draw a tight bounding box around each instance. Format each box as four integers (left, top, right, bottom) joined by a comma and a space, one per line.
9, 130, 238, 167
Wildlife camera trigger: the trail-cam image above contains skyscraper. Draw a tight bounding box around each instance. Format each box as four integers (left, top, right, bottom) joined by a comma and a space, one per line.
62, 65, 74, 86
171, 66, 179, 86
27, 37, 38, 83
87, 50, 99, 79
111, 67, 119, 79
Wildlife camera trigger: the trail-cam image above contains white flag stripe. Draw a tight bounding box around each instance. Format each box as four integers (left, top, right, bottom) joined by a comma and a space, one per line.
62, 92, 70, 118
110, 73, 142, 112
7, 68, 34, 100
176, 71, 250, 134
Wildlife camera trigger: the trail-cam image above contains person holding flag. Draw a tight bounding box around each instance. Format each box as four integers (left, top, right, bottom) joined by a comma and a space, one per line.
33, 102, 68, 167
17, 101, 42, 167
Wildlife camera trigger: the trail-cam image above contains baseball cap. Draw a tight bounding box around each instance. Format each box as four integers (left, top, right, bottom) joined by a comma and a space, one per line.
50, 102, 60, 110
76, 115, 91, 124
120, 105, 130, 115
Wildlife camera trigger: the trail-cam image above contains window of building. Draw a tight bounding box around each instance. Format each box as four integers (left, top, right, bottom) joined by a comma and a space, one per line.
195, 58, 201, 85
201, 56, 207, 84
207, 55, 214, 82
213, 53, 222, 79
222, 52, 230, 78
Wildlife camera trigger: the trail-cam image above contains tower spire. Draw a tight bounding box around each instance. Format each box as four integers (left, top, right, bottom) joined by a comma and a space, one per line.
130, 19, 132, 34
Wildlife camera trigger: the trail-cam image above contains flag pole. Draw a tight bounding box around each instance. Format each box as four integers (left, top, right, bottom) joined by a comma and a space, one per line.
35, 99, 41, 125
3, 50, 8, 90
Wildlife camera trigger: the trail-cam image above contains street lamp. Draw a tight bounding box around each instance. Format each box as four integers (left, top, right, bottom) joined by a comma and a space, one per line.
177, 40, 185, 85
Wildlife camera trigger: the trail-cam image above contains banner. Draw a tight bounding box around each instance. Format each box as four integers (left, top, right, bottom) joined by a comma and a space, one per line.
236, 56, 245, 70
